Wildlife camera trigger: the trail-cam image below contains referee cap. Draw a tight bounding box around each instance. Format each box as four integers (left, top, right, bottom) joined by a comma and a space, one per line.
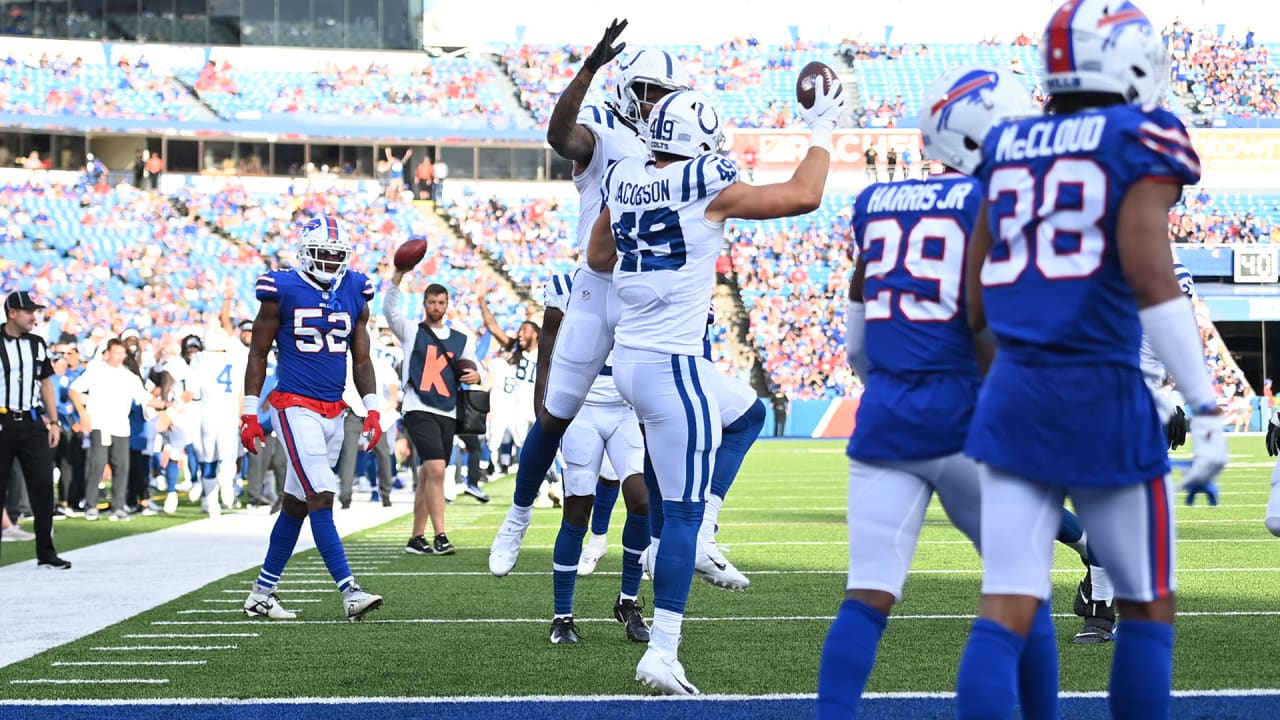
4, 291, 45, 312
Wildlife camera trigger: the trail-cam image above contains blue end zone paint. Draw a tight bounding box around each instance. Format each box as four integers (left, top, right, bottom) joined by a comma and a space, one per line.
3, 695, 1278, 720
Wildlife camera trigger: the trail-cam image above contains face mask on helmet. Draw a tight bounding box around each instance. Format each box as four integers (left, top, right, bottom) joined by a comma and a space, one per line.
297, 216, 352, 285
1041, 0, 1167, 107
647, 90, 726, 159
920, 65, 1041, 176
608, 49, 691, 126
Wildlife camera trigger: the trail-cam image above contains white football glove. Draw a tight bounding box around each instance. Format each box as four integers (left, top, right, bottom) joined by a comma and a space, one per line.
1182, 412, 1227, 503
799, 75, 846, 133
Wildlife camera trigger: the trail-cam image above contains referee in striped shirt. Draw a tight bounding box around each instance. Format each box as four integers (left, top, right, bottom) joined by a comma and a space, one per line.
0, 291, 69, 569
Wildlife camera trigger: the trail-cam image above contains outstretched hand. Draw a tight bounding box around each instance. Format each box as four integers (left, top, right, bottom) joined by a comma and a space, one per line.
584, 18, 628, 73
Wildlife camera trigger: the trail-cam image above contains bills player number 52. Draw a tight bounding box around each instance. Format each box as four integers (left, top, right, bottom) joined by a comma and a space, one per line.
293, 309, 352, 353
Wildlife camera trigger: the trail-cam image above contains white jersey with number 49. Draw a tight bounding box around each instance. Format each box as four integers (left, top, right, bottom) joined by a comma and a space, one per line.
572, 105, 647, 257
603, 153, 738, 356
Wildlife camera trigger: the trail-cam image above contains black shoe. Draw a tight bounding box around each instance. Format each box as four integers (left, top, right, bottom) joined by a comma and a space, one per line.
432, 533, 456, 555
381, 496, 393, 508
464, 483, 490, 504
549, 616, 581, 644
38, 556, 72, 570
405, 535, 432, 555
613, 596, 650, 643
340, 500, 352, 510
1073, 613, 1116, 644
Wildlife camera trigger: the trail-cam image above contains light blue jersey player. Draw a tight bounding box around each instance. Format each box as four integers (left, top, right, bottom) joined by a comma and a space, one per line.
817, 65, 1062, 720
954, 2, 1229, 718
238, 215, 386, 622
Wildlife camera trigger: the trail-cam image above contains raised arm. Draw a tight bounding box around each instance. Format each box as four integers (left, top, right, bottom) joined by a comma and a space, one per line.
219, 278, 235, 336
476, 286, 511, 347
546, 19, 627, 169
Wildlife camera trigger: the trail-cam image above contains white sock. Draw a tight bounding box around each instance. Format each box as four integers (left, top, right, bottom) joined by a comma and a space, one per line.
619, 592, 637, 603
651, 608, 683, 653
509, 504, 532, 525
698, 494, 724, 545
1091, 565, 1114, 604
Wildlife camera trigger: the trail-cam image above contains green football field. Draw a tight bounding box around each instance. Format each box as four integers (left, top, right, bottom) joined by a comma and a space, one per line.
4, 436, 1279, 699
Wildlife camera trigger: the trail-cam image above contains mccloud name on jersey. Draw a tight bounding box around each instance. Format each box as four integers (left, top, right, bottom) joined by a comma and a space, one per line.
993, 115, 1106, 162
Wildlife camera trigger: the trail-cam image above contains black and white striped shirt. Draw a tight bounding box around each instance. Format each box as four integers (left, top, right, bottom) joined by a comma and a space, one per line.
0, 328, 53, 414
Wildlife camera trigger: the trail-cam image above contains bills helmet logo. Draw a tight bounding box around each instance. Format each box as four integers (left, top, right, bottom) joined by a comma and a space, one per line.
1097, 1, 1152, 50
930, 69, 1000, 131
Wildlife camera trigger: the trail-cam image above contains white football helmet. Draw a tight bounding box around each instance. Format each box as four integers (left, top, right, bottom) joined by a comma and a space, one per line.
920, 65, 1040, 176
607, 49, 690, 127
647, 90, 725, 159
1041, 0, 1167, 106
296, 215, 352, 285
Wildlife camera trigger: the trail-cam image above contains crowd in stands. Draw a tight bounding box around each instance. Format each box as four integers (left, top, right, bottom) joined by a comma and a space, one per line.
1166, 22, 1279, 120
1170, 188, 1280, 243
0, 51, 194, 121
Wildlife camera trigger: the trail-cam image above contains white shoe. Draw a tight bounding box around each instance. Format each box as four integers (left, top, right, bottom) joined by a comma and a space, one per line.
695, 541, 749, 591
1, 525, 35, 542
578, 533, 609, 576
244, 591, 296, 619
345, 586, 383, 621
489, 514, 530, 577
187, 481, 202, 503
636, 646, 699, 695
163, 492, 179, 514
207, 499, 221, 518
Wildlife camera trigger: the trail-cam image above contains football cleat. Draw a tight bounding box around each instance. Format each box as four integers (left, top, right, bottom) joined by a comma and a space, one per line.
549, 616, 581, 644
636, 646, 699, 695
694, 542, 749, 591
1073, 615, 1116, 645
578, 533, 609, 576
489, 514, 530, 576
244, 591, 296, 619
162, 492, 179, 514
614, 596, 650, 643
344, 586, 383, 622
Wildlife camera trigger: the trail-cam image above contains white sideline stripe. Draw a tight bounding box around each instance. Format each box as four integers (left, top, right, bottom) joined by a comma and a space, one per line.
149, 610, 1280, 627
0, 498, 414, 669
91, 645, 238, 651
122, 634, 259, 639
51, 660, 207, 666
201, 598, 323, 604
515, 537, 1276, 549
177, 609, 257, 615
5, 689, 1280, 705
220, 589, 334, 594
9, 679, 170, 685
252, 567, 1280, 580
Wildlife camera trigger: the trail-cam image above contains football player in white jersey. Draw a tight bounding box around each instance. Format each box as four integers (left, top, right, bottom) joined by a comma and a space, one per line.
539, 272, 650, 645
197, 329, 246, 517
489, 19, 691, 575
476, 288, 539, 496
586, 84, 844, 694
163, 334, 205, 498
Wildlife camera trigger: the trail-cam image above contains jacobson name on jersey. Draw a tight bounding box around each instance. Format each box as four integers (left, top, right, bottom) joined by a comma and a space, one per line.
604, 153, 738, 357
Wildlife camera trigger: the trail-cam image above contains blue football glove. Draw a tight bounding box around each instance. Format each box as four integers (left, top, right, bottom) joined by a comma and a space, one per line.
1182, 479, 1219, 506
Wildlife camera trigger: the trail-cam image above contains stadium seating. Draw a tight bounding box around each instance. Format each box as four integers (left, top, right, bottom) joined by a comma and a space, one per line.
1172, 190, 1280, 243
0, 53, 197, 121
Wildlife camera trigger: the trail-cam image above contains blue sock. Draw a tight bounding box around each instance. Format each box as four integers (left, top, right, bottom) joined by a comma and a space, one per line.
185, 444, 199, 485
164, 461, 179, 493
1018, 603, 1061, 720
1057, 508, 1083, 545
710, 400, 765, 499
620, 512, 648, 598
816, 598, 888, 720
652, 500, 703, 614
254, 511, 304, 593
1110, 619, 1173, 720
512, 419, 565, 508
309, 508, 354, 592
644, 452, 664, 539
553, 520, 588, 616
955, 619, 1025, 720
591, 480, 620, 536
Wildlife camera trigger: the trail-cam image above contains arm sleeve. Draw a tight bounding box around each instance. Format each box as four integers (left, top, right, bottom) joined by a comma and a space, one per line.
69, 364, 94, 393
1122, 108, 1202, 186
254, 272, 279, 302
383, 283, 415, 346
33, 339, 54, 380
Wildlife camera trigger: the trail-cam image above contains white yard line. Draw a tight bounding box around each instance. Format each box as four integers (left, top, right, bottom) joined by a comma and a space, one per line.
51, 660, 206, 666
122, 634, 258, 639
90, 645, 238, 651
0, 499, 414, 669
9, 678, 170, 685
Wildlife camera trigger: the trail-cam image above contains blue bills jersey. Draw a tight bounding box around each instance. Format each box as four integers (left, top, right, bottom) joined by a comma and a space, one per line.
255, 269, 375, 403
966, 104, 1201, 487
846, 173, 983, 462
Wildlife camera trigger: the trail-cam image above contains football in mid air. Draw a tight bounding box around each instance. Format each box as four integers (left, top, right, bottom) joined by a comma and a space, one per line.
393, 238, 428, 270
796, 61, 840, 109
